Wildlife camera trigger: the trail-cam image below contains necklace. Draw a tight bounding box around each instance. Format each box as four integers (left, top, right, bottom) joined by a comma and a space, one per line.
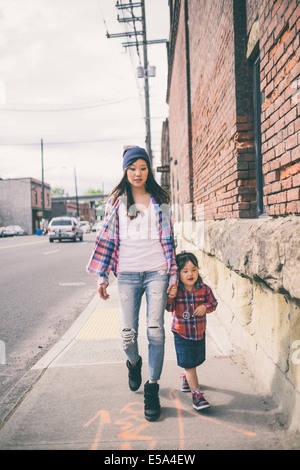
183, 291, 194, 319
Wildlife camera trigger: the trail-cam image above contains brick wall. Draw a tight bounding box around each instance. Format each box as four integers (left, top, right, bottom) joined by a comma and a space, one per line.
31, 178, 51, 211
188, 0, 253, 219
160, 119, 171, 191
166, 0, 300, 219
168, 0, 190, 208
258, 0, 300, 216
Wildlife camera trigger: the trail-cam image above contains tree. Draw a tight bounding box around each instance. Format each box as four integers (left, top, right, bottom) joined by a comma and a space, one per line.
51, 187, 69, 197
84, 188, 103, 195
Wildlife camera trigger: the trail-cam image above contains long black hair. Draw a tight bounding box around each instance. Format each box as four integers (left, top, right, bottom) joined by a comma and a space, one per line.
108, 159, 170, 219
176, 251, 202, 282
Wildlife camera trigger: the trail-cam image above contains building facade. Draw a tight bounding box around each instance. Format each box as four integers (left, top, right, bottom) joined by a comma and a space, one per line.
51, 200, 96, 223
164, 0, 300, 431
0, 178, 51, 235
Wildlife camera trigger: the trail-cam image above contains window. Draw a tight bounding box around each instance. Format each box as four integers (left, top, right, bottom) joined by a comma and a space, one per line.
253, 55, 266, 216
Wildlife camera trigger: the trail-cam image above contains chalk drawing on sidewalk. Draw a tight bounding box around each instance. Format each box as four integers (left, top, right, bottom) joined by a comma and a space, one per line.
83, 410, 111, 451
83, 388, 256, 450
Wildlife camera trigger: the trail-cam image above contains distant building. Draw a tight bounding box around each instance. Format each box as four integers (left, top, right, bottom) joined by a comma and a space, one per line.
0, 178, 51, 234
51, 199, 96, 223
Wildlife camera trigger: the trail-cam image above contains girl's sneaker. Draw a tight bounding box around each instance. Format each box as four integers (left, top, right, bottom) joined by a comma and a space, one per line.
180, 374, 191, 392
192, 390, 210, 410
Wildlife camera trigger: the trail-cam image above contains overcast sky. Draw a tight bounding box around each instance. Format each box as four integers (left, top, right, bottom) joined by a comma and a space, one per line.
0, 0, 170, 195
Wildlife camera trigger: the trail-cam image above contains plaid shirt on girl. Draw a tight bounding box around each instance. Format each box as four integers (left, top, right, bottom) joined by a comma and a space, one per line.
166, 279, 218, 341
86, 195, 178, 287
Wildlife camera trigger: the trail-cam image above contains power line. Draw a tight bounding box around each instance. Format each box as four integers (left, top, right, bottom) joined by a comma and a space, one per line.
107, 1, 168, 164
107, 1, 153, 161
0, 136, 144, 146
0, 97, 137, 113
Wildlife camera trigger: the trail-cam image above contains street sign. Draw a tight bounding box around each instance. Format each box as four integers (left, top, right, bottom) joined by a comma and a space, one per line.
156, 165, 170, 172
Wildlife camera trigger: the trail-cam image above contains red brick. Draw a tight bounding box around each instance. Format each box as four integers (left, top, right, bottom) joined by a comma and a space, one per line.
292, 173, 300, 187
287, 188, 300, 201
286, 201, 300, 213
281, 162, 300, 179
166, 0, 300, 219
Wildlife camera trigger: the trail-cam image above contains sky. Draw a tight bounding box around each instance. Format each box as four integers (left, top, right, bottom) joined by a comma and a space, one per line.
0, 0, 170, 196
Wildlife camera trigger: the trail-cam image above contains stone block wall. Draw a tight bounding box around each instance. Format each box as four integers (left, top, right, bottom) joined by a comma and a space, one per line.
175, 215, 300, 431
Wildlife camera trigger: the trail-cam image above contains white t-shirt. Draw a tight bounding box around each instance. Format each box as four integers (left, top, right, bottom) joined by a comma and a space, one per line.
118, 199, 166, 272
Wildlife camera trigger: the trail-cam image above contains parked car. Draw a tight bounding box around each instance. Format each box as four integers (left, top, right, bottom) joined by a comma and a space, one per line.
2, 225, 25, 237
48, 217, 83, 243
79, 221, 91, 233
92, 221, 102, 232
0, 227, 6, 237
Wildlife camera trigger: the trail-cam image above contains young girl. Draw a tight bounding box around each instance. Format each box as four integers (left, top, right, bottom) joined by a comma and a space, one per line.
166, 252, 217, 411
86, 145, 178, 422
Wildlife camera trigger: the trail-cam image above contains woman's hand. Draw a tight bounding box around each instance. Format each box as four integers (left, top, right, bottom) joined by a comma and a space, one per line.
97, 283, 110, 300
193, 305, 207, 317
167, 285, 177, 299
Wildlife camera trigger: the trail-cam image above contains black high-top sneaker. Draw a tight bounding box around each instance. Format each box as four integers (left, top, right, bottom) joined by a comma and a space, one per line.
144, 380, 161, 421
126, 356, 142, 391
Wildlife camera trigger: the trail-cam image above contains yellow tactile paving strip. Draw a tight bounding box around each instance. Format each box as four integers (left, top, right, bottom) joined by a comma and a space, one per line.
76, 307, 120, 339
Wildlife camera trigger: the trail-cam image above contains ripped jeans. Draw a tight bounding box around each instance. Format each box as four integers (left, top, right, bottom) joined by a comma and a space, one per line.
117, 270, 169, 382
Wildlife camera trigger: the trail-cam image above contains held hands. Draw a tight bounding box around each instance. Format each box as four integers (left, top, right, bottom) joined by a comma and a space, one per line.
167, 285, 178, 299
99, 284, 179, 301
98, 283, 110, 300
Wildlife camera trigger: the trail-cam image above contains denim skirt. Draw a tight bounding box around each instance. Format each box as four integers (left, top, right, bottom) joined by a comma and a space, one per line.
173, 331, 206, 369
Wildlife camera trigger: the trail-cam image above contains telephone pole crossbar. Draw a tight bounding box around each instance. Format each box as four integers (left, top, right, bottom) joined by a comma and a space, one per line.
115, 2, 142, 9
106, 31, 143, 38
123, 39, 168, 47
107, 1, 167, 165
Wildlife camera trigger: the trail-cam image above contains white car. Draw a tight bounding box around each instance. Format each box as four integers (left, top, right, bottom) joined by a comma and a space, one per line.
92, 221, 102, 233
48, 217, 83, 242
2, 225, 25, 237
79, 221, 91, 233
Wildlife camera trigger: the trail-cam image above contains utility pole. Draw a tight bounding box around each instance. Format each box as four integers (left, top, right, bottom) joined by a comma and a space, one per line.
41, 138, 45, 220
141, 0, 151, 163
107, 0, 167, 165
74, 166, 80, 219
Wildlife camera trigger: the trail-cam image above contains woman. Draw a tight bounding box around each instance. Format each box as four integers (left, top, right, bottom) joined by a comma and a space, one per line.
86, 146, 178, 421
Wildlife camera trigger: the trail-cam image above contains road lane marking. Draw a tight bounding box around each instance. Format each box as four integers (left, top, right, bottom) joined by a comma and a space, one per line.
44, 249, 60, 255
0, 240, 48, 250
59, 281, 87, 287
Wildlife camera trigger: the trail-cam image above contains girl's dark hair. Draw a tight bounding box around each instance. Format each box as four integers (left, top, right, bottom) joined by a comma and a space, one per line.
108, 159, 170, 219
176, 252, 202, 281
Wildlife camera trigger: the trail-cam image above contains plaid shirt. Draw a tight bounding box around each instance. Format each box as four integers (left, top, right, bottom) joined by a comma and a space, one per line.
166, 279, 218, 341
86, 195, 178, 287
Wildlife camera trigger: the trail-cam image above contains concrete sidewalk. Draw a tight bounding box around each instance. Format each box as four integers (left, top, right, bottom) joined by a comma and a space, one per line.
0, 285, 295, 450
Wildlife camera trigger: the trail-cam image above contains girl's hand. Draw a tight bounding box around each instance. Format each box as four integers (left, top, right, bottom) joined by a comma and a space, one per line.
167, 285, 177, 299
98, 283, 110, 300
193, 305, 206, 317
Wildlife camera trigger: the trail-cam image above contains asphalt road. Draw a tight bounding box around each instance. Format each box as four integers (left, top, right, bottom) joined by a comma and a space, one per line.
0, 232, 99, 400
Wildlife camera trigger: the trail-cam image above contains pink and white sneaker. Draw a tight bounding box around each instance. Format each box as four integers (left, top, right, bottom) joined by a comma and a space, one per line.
180, 374, 191, 392
192, 390, 210, 410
